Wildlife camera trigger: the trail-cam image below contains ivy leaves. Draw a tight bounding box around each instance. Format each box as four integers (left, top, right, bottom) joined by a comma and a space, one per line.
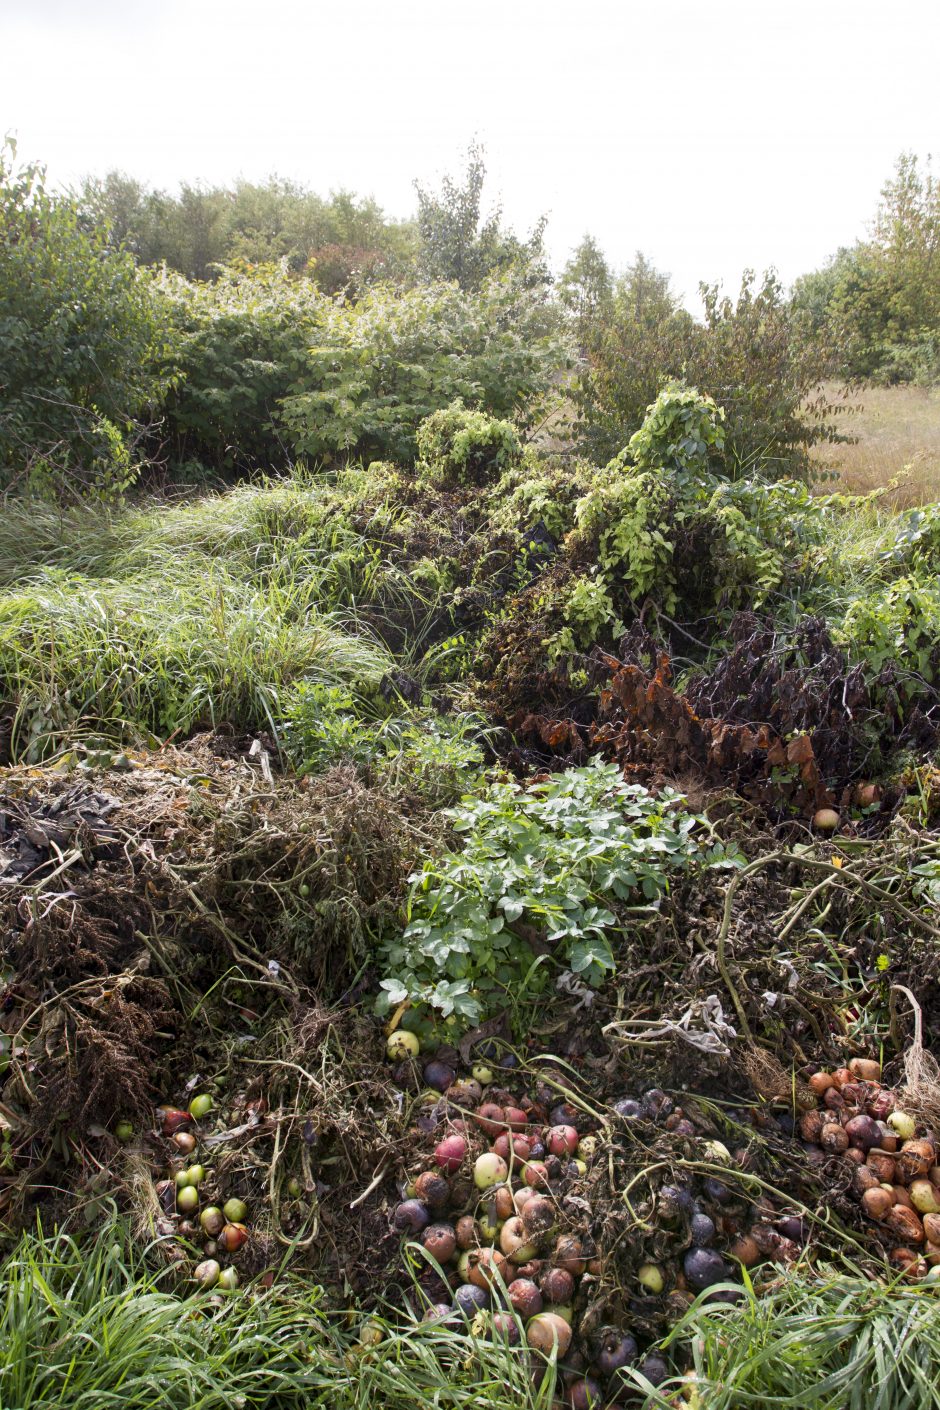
377, 759, 735, 1027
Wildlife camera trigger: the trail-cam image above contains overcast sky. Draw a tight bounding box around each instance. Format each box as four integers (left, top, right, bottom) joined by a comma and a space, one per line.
2, 0, 938, 307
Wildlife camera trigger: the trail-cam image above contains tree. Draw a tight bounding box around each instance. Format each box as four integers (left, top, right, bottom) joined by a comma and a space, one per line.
0, 140, 174, 496
558, 235, 613, 350
414, 142, 549, 291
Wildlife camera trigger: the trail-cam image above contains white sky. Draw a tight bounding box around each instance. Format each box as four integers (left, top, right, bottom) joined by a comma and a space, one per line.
2, 0, 938, 308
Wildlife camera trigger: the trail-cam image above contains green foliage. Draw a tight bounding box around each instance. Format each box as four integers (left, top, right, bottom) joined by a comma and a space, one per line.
159, 263, 326, 472
281, 274, 569, 463
794, 152, 940, 385
0, 563, 389, 760
578, 264, 842, 479
377, 760, 729, 1025
623, 381, 725, 475
0, 140, 174, 497
414, 142, 549, 292
662, 1267, 940, 1409
281, 682, 487, 805
838, 575, 940, 693
416, 401, 522, 488
557, 234, 613, 350
81, 169, 418, 290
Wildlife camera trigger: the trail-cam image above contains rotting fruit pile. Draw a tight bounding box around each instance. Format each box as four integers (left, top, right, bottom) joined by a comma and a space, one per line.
377, 1029, 940, 1402
799, 1059, 940, 1278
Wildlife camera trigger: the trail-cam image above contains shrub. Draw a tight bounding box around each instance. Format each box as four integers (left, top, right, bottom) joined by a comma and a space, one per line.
0, 140, 173, 497
621, 381, 726, 476
416, 401, 521, 487
159, 263, 327, 473
280, 273, 570, 464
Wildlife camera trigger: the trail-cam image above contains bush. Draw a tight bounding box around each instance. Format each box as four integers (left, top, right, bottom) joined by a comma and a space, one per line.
577, 269, 844, 480
0, 140, 173, 497
416, 401, 521, 487
621, 381, 725, 476
280, 273, 570, 464
159, 263, 327, 473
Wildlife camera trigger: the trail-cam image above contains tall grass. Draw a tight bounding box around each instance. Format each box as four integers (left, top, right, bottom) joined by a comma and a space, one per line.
0, 563, 391, 758
654, 1268, 940, 1410
0, 1219, 560, 1410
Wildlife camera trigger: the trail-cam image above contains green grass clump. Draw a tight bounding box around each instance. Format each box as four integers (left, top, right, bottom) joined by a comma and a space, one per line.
0, 563, 390, 759
658, 1268, 940, 1409
0, 1219, 559, 1410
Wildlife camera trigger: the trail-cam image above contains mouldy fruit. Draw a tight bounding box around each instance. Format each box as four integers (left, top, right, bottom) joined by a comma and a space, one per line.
820, 1123, 850, 1154
554, 1235, 588, 1275
523, 1161, 550, 1189
422, 1224, 458, 1263
526, 1312, 572, 1358
500, 1217, 538, 1264
414, 1172, 450, 1211
690, 1212, 716, 1246
683, 1248, 731, 1291
843, 1114, 881, 1151
612, 1097, 642, 1120
455, 1215, 478, 1249
911, 1181, 940, 1216
386, 1031, 420, 1061
539, 1266, 574, 1304
394, 1200, 431, 1234
434, 1134, 468, 1173
596, 1328, 638, 1375
848, 1058, 881, 1083
468, 1247, 509, 1289
493, 1133, 531, 1163
507, 1277, 542, 1317
728, 1234, 760, 1267
173, 1132, 197, 1155
474, 1152, 508, 1190
448, 1079, 482, 1108
812, 808, 840, 832
520, 1194, 556, 1238
493, 1186, 515, 1220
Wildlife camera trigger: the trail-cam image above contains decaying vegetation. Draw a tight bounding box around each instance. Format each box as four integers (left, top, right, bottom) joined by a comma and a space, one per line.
2, 137, 940, 1408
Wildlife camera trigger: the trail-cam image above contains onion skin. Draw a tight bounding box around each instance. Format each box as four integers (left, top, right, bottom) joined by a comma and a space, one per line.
849, 1058, 881, 1083
843, 1115, 881, 1151
820, 1123, 850, 1154
800, 1111, 824, 1143
892, 1184, 915, 1210
924, 1213, 940, 1244
867, 1151, 897, 1183
161, 1109, 194, 1137
809, 1072, 835, 1096
910, 1180, 940, 1215
493, 1186, 515, 1221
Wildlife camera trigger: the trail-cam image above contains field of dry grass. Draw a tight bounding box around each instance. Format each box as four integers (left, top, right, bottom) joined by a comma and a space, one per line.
810, 382, 940, 506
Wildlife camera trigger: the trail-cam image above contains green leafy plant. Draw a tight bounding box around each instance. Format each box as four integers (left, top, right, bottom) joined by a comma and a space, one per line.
377, 759, 732, 1025
416, 401, 521, 488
